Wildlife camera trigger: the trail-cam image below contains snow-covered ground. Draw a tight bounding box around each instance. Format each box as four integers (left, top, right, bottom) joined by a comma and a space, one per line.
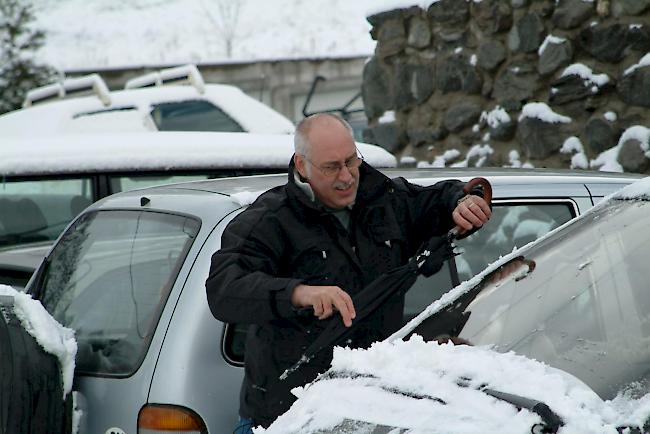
32, 0, 378, 71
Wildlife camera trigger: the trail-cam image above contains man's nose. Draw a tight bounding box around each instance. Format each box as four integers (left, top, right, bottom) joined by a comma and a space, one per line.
337, 164, 353, 182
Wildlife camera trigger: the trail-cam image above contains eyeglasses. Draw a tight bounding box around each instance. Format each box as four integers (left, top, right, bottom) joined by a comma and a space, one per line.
302, 151, 364, 177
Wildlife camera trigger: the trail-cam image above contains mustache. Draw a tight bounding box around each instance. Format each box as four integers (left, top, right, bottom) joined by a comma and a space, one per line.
334, 179, 355, 190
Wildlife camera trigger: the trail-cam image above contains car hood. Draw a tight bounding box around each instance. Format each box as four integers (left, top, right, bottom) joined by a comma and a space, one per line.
262, 338, 649, 434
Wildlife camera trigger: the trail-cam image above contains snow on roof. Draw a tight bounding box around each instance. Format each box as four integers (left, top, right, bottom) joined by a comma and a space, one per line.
0, 132, 397, 176
0, 84, 295, 136
518, 102, 572, 124
0, 285, 76, 398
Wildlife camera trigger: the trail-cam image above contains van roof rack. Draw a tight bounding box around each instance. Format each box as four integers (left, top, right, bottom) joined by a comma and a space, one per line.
124, 64, 205, 94
22, 73, 111, 108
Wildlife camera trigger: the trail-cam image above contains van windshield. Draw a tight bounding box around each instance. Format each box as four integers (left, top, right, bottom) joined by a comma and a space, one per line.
38, 210, 200, 376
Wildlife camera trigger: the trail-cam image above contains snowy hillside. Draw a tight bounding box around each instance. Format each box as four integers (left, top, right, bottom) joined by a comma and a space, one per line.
32, 0, 379, 71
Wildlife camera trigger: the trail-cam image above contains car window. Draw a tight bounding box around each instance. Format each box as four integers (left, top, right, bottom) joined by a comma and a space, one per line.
222, 323, 247, 366
410, 199, 650, 399
38, 210, 200, 376
150, 100, 245, 132
0, 178, 93, 247
404, 201, 576, 322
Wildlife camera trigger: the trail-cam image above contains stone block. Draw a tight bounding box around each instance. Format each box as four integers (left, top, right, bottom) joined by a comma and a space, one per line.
517, 117, 567, 159
443, 101, 483, 133
552, 0, 594, 29
538, 39, 573, 76
362, 58, 393, 119
618, 66, 650, 108
473, 0, 513, 34
477, 40, 507, 71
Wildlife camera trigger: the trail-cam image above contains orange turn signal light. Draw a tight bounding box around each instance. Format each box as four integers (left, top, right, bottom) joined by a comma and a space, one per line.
138, 404, 207, 433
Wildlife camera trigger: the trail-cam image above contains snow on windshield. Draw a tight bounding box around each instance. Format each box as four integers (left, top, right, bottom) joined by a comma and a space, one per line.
262, 336, 644, 434
0, 285, 77, 398
261, 176, 650, 433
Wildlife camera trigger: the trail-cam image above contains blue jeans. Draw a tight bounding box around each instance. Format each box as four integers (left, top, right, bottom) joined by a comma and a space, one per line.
233, 417, 255, 434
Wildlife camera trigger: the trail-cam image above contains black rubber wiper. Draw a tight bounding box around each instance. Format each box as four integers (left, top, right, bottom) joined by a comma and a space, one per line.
481, 388, 563, 434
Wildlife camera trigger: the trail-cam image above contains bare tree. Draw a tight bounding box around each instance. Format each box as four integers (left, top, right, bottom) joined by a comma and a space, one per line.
202, 0, 245, 58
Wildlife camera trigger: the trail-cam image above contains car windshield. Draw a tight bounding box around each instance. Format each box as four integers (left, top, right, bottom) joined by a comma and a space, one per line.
408, 198, 650, 400
0, 177, 93, 246
404, 201, 575, 322
37, 210, 200, 376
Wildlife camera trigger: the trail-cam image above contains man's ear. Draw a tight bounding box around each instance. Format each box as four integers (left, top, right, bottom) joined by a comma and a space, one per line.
295, 154, 308, 179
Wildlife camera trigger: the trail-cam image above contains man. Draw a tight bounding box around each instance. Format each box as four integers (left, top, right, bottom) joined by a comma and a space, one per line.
205, 113, 491, 432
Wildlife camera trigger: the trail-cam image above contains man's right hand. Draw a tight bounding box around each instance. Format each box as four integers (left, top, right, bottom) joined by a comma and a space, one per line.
291, 284, 356, 327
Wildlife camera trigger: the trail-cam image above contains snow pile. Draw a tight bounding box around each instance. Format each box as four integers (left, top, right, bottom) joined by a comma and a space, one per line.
419, 149, 461, 168
614, 176, 650, 200
538, 34, 567, 56
450, 144, 494, 168
504, 150, 534, 169
0, 285, 77, 398
518, 102, 572, 124
560, 136, 589, 169
604, 111, 618, 122
480, 106, 510, 129
591, 125, 650, 173
230, 191, 266, 207
561, 63, 610, 88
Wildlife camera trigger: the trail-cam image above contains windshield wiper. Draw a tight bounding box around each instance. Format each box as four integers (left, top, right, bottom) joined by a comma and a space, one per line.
481, 388, 563, 434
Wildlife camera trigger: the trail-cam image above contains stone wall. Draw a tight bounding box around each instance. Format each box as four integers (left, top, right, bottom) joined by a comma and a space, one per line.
361, 0, 650, 174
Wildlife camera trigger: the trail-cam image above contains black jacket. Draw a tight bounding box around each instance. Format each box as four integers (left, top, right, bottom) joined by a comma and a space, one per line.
206, 162, 466, 427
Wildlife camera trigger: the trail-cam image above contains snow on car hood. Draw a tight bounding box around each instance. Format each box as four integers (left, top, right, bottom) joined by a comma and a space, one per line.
0, 285, 77, 398
262, 337, 650, 434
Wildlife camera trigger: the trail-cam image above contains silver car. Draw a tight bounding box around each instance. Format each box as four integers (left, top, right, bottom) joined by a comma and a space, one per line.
27, 168, 640, 433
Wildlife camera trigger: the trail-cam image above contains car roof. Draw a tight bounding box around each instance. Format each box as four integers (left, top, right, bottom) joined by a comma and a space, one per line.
137, 167, 643, 196
0, 84, 295, 135
0, 132, 397, 176
91, 167, 643, 223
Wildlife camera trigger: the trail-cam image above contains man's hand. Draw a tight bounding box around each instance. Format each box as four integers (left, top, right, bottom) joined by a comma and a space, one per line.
452, 195, 491, 234
291, 284, 356, 327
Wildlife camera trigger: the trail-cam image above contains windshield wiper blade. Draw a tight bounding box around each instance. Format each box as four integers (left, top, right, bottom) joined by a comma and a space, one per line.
482, 388, 563, 434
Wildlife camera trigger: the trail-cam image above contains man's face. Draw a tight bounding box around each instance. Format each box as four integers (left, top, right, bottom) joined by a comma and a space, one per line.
296, 120, 360, 210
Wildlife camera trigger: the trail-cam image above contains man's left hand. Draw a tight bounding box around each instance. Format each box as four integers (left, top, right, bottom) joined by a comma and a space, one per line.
452, 195, 491, 234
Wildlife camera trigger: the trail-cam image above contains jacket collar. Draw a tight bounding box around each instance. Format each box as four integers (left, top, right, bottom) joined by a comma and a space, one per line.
285, 155, 391, 215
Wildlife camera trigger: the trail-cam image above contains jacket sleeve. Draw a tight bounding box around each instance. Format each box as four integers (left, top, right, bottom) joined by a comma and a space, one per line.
394, 177, 481, 257
205, 211, 302, 324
